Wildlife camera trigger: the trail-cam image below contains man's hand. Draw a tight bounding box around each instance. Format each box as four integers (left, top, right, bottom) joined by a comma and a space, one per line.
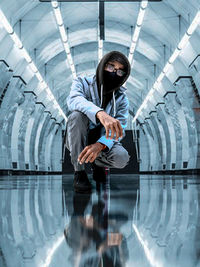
96, 111, 123, 140
97, 233, 123, 255
78, 143, 104, 164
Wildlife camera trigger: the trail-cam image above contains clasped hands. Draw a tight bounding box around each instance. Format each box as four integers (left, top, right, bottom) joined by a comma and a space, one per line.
78, 111, 123, 164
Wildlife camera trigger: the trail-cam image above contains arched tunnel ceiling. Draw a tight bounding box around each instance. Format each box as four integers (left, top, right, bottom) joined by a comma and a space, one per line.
0, 0, 200, 119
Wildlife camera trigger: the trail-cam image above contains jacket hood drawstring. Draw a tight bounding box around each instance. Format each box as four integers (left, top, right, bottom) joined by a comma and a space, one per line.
113, 90, 116, 117
100, 83, 103, 107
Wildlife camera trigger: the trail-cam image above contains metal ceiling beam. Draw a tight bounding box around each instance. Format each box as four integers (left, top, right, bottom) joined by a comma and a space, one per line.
99, 1, 104, 40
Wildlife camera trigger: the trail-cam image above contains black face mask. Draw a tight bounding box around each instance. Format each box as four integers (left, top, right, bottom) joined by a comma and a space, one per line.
103, 70, 124, 92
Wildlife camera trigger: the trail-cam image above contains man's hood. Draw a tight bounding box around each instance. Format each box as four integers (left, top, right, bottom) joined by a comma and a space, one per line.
95, 50, 131, 94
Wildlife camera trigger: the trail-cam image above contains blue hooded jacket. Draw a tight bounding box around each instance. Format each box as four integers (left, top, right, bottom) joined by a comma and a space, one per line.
66, 51, 131, 151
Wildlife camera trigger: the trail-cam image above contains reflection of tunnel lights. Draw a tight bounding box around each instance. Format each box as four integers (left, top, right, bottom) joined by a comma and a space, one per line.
42, 235, 65, 267
51, 0, 77, 79
132, 10, 200, 123
0, 8, 68, 122
132, 224, 163, 267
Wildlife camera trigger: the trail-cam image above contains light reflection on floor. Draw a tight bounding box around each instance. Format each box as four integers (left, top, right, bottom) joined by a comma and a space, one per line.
0, 174, 199, 267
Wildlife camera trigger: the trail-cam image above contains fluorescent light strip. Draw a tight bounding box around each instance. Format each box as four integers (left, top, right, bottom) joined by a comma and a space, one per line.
125, 1, 148, 88
59, 25, 68, 42
137, 7, 146, 26
67, 53, 73, 65
51, 1, 77, 79
98, 38, 103, 62
132, 26, 141, 43
130, 42, 137, 54
11, 32, 23, 49
21, 47, 32, 63
132, 10, 200, 123
63, 42, 71, 54
0, 11, 13, 33
0, 8, 67, 122
54, 7, 63, 26
98, 13, 103, 62
128, 1, 148, 64
35, 72, 44, 83
29, 62, 38, 73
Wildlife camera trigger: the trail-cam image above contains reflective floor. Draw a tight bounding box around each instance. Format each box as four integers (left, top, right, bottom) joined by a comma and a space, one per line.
0, 174, 200, 267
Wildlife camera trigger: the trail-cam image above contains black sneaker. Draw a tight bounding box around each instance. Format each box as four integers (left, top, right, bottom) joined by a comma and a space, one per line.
73, 170, 92, 193
91, 162, 107, 183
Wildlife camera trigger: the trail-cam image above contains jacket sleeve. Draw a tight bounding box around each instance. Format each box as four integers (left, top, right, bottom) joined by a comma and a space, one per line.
97, 93, 129, 151
67, 77, 104, 125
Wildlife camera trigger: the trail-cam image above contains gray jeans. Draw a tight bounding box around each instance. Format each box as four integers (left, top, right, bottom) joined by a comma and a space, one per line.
65, 110, 130, 171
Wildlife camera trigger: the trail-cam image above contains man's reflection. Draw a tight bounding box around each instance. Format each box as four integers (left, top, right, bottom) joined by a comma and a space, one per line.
62, 188, 131, 266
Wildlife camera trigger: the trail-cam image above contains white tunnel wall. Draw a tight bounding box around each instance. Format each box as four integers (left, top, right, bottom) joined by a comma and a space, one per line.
0, 61, 62, 172
138, 64, 200, 172
136, 22, 200, 172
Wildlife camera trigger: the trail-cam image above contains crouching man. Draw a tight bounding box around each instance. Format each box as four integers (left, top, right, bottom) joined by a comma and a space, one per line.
65, 50, 131, 193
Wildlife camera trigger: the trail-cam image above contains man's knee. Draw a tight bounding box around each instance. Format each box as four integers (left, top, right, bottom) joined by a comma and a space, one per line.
67, 110, 89, 136
113, 148, 130, 169
68, 110, 88, 122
